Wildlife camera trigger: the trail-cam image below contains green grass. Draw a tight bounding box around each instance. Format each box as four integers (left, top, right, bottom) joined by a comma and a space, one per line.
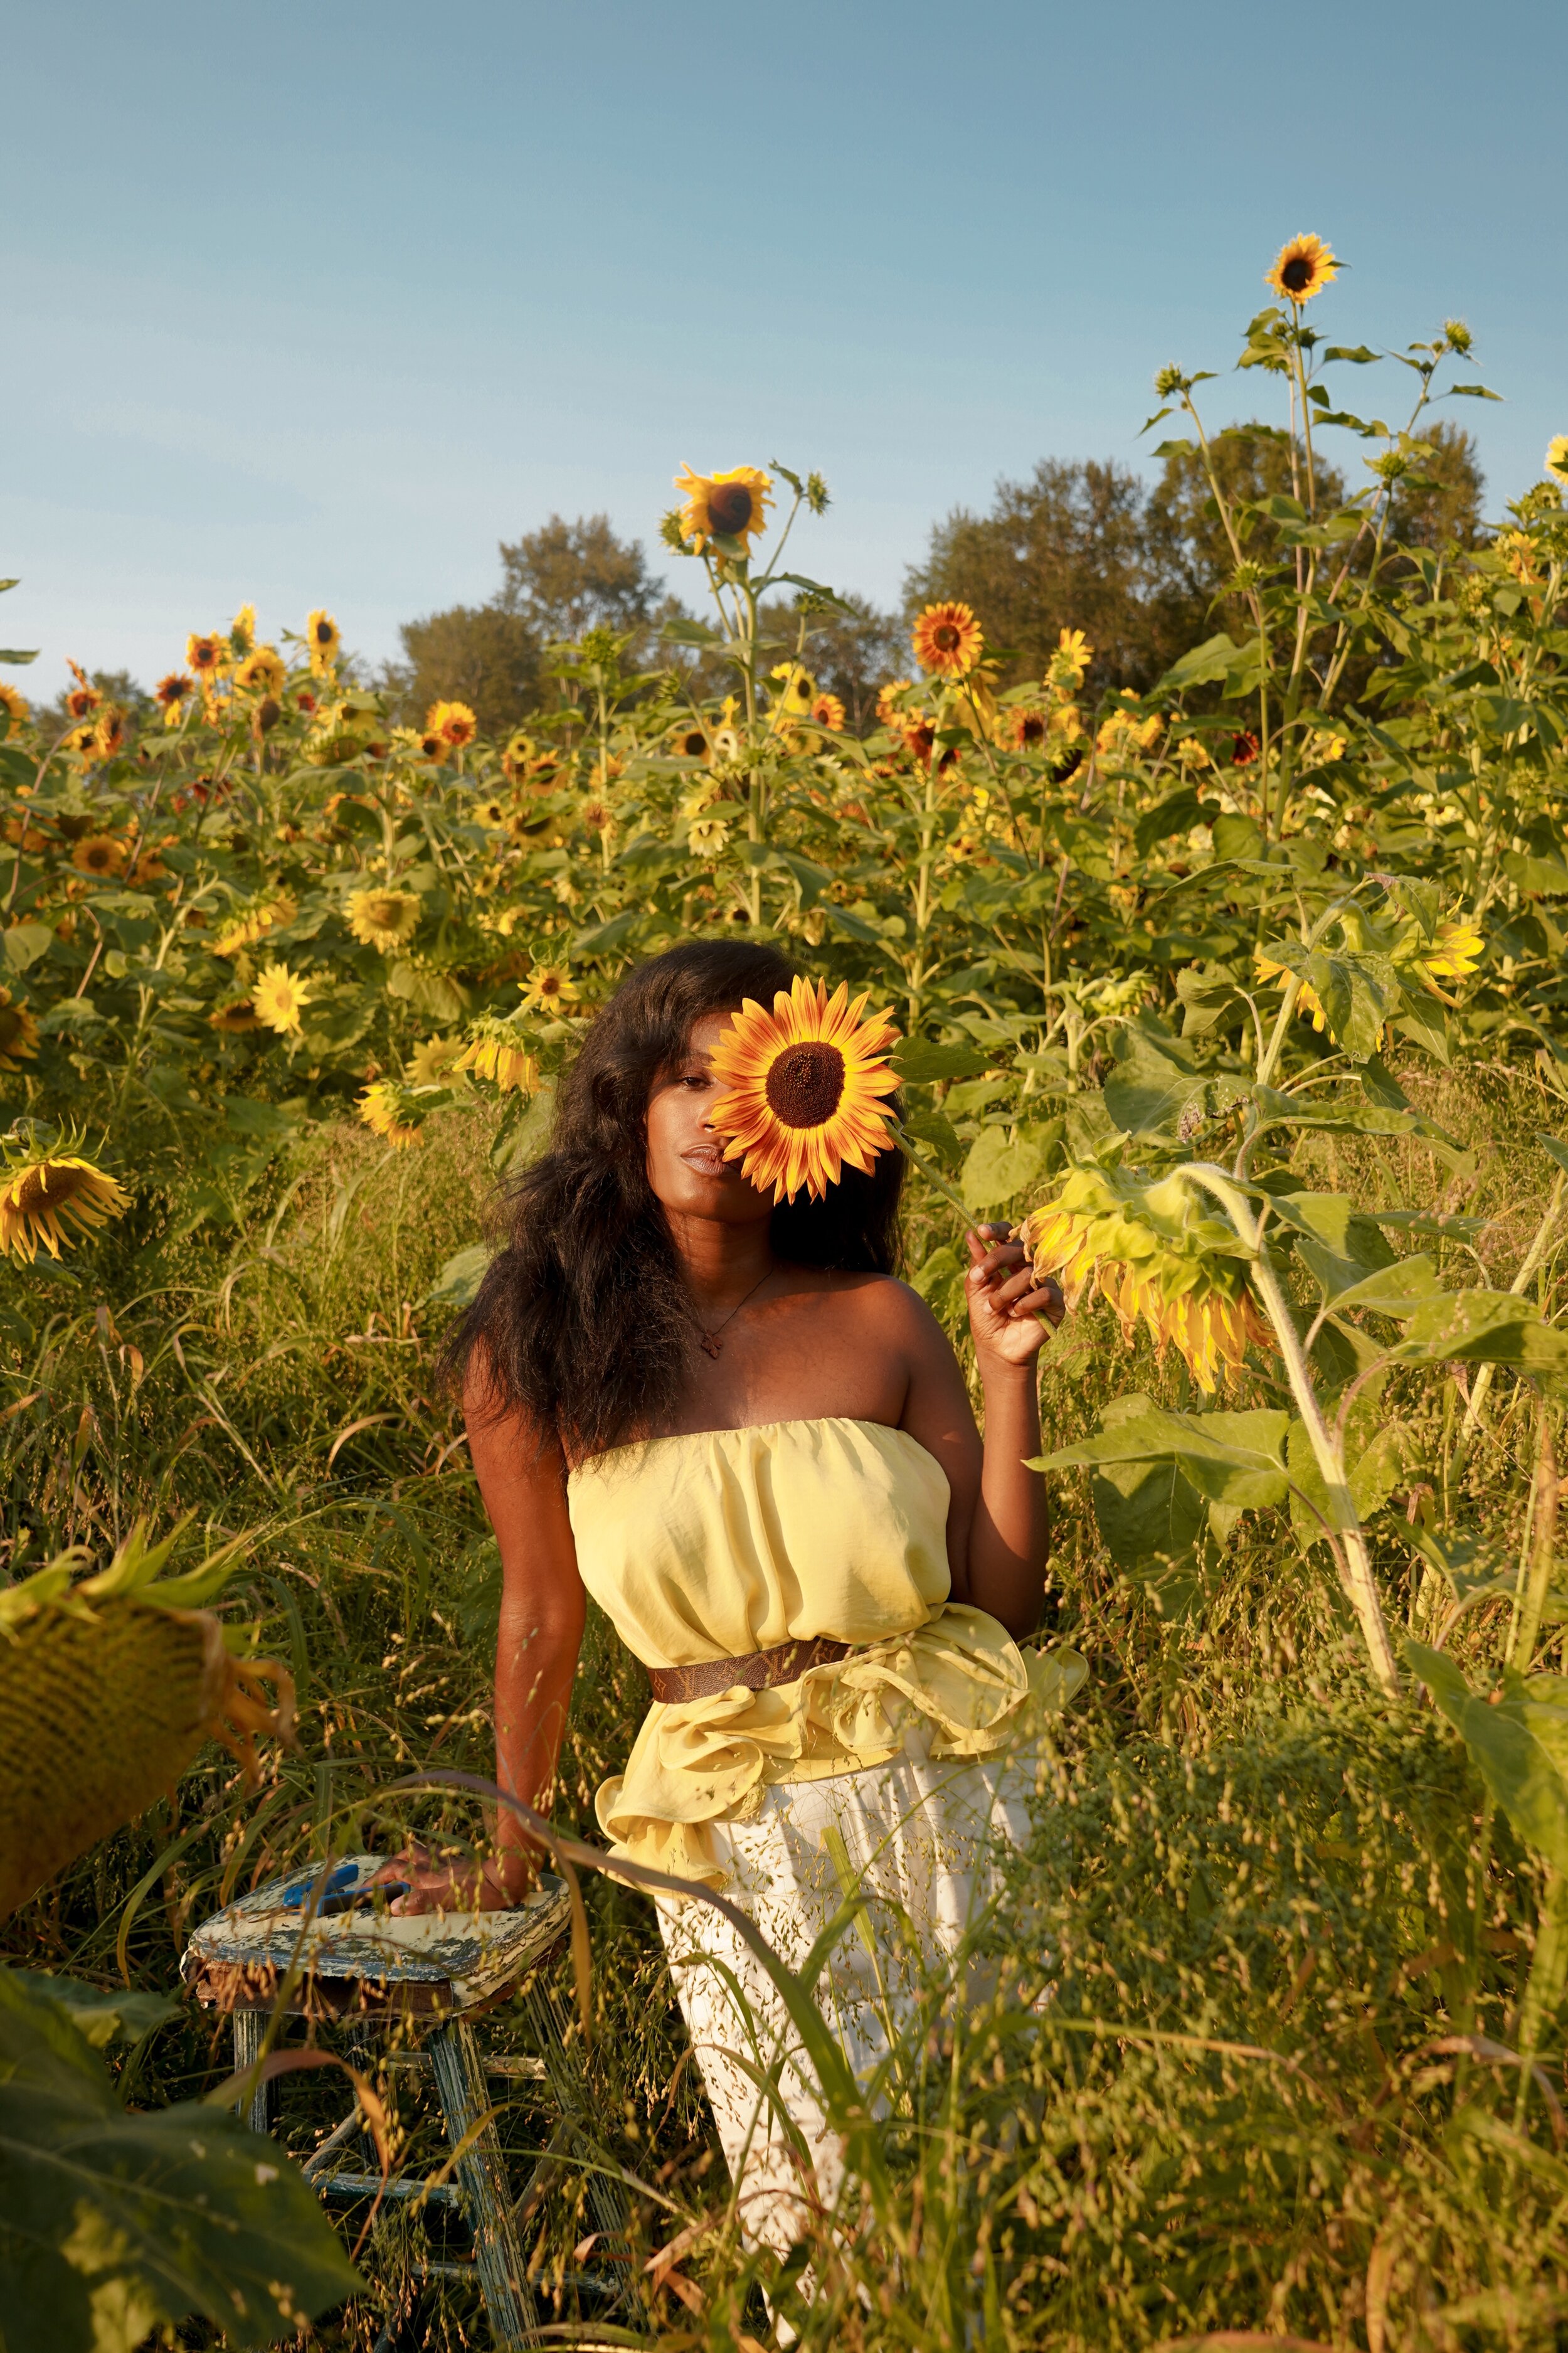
4, 1065, 1568, 2348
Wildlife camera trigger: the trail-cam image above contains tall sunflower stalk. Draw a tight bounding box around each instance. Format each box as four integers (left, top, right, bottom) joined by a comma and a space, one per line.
665, 462, 830, 924
1148, 238, 1485, 846
1175, 1158, 1401, 1697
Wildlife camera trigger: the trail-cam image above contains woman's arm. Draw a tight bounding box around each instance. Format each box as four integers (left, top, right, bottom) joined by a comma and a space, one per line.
479, 1381, 586, 1898
898, 1226, 1064, 1639
388, 1366, 586, 1913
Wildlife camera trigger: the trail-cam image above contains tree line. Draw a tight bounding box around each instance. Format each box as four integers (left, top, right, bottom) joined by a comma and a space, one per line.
42, 426, 1485, 741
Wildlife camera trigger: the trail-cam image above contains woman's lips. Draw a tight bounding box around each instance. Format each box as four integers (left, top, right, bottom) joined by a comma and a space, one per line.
682, 1145, 730, 1175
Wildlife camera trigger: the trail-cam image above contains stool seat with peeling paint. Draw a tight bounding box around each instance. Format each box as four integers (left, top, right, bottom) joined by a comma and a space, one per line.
183, 1854, 630, 2350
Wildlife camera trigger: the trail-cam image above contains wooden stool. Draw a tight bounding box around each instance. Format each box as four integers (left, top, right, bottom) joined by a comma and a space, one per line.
183, 1854, 630, 2348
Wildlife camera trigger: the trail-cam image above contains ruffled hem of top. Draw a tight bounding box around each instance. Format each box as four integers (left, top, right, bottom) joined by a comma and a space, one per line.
594, 1602, 1088, 1891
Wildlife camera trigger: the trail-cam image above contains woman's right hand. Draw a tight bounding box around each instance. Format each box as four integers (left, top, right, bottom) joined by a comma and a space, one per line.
368, 1844, 534, 1916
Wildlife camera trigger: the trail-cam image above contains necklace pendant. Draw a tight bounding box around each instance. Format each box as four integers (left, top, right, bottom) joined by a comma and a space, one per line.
699, 1332, 723, 1359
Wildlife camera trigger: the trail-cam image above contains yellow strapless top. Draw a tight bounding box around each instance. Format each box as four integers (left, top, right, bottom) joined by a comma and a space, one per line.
567, 1416, 1086, 1888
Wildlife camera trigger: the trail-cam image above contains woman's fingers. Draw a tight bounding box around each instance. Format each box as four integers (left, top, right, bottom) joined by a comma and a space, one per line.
982, 1267, 1066, 1324
367, 1843, 429, 1887
968, 1242, 1027, 1287
1017, 1278, 1067, 1326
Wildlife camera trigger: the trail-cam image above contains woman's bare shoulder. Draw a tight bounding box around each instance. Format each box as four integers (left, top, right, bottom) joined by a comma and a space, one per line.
795, 1267, 953, 1349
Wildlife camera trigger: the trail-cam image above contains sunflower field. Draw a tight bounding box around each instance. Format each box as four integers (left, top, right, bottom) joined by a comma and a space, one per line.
6, 238, 1568, 2350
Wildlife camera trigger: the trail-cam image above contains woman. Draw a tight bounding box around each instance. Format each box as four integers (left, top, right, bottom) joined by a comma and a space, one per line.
393, 939, 1077, 2255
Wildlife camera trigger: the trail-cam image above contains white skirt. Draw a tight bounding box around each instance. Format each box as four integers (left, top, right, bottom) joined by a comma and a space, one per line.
654, 1739, 1032, 2258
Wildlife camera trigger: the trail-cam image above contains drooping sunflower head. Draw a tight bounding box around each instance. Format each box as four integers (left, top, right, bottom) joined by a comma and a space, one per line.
210, 893, 295, 957
456, 1022, 539, 1095
674, 464, 774, 555
707, 975, 901, 1204
1254, 950, 1327, 1033
72, 834, 127, 879
1419, 916, 1484, 984
235, 646, 286, 695
228, 603, 257, 659
1019, 1166, 1273, 1395
1266, 233, 1338, 305
810, 692, 846, 732
356, 1081, 425, 1149
0, 989, 40, 1073
0, 1148, 130, 1264
519, 963, 579, 1014
427, 699, 477, 750
911, 602, 983, 681
346, 886, 422, 955
407, 1033, 467, 1087
251, 960, 311, 1036
186, 632, 226, 678
305, 608, 341, 676
0, 684, 30, 728
1399, 913, 1485, 1006
1546, 436, 1568, 488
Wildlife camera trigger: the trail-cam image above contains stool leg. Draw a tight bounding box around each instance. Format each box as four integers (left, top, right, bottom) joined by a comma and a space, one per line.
428, 2017, 537, 2349
518, 1980, 628, 2246
232, 2008, 273, 2136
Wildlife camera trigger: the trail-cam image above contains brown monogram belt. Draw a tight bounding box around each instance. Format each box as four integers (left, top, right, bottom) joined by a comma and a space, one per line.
646, 1635, 854, 1707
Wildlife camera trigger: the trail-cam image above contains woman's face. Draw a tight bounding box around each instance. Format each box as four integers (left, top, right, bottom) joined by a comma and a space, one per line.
645, 1009, 773, 1227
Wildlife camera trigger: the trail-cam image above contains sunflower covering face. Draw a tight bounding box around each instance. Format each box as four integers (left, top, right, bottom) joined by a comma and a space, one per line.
674, 465, 773, 555
707, 976, 901, 1204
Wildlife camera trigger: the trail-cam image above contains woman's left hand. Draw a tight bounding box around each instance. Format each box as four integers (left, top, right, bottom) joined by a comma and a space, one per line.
964, 1224, 1066, 1370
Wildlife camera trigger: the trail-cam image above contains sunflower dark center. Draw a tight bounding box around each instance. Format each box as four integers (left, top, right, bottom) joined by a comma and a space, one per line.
16, 1164, 83, 1215
1281, 255, 1313, 293
709, 483, 755, 534
765, 1041, 845, 1130
314, 621, 334, 644
933, 623, 960, 651
1020, 714, 1044, 744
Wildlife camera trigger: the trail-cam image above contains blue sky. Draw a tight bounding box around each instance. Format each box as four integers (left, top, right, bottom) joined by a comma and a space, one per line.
6, 0, 1564, 698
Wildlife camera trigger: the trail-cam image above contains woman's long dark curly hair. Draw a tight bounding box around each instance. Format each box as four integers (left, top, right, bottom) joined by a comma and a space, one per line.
445, 940, 904, 1462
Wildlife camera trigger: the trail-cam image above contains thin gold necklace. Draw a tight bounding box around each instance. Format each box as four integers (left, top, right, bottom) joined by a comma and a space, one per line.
697, 1263, 775, 1359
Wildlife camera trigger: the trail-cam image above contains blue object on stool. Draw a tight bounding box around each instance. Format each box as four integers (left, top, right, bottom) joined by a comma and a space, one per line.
182, 1854, 628, 2349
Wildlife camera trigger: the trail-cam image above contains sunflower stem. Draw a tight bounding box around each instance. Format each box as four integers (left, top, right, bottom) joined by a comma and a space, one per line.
1453, 1171, 1565, 1480
885, 1117, 977, 1236
1177, 1159, 1401, 1699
